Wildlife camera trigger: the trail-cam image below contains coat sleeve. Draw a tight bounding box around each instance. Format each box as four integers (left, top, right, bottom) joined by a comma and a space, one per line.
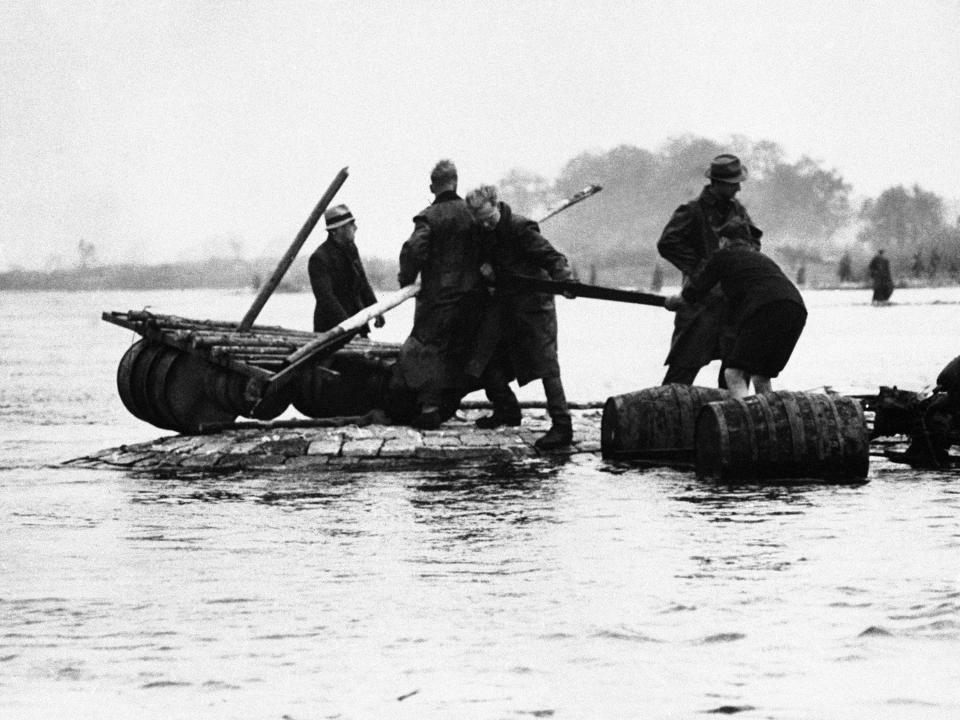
352, 248, 378, 308
309, 253, 349, 329
397, 216, 430, 287
520, 221, 571, 280
657, 203, 701, 276
359, 272, 377, 308
681, 252, 723, 304
738, 204, 763, 249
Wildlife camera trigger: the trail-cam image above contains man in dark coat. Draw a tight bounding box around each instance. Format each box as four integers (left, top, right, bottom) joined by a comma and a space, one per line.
464, 185, 575, 450
308, 203, 383, 335
665, 218, 806, 398
868, 249, 894, 304
395, 160, 484, 429
657, 154, 762, 386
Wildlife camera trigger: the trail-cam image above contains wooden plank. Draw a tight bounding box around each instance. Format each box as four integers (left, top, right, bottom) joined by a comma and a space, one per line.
504, 275, 666, 307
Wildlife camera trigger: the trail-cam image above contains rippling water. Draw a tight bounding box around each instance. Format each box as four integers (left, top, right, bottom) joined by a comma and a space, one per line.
2, 288, 959, 719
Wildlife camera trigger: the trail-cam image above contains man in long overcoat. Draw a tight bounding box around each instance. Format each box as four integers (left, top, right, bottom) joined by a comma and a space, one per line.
464, 185, 574, 450
868, 249, 894, 304
395, 160, 484, 429
308, 203, 383, 335
657, 154, 762, 386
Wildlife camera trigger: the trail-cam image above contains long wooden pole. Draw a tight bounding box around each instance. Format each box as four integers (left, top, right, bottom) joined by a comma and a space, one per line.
506, 275, 666, 307
238, 166, 350, 332
248, 282, 421, 415
272, 282, 420, 384
537, 184, 602, 223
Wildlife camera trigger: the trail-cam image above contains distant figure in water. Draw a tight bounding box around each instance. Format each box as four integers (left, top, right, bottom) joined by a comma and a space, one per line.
650, 263, 664, 293
868, 249, 894, 304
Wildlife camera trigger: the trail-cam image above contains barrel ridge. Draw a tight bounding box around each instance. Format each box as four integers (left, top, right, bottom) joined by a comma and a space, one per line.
116, 339, 151, 423
145, 347, 185, 430
132, 343, 178, 430
693, 402, 723, 479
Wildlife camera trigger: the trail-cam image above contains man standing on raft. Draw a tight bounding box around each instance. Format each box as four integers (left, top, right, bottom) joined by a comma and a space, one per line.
656, 154, 762, 386
664, 217, 807, 398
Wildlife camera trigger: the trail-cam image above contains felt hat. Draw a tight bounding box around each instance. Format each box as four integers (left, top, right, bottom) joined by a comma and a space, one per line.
705, 154, 749, 183
325, 204, 355, 231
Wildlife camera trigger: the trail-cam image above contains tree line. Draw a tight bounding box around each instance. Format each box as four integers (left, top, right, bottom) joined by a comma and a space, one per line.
7, 135, 957, 291
496, 135, 960, 287
0, 254, 400, 293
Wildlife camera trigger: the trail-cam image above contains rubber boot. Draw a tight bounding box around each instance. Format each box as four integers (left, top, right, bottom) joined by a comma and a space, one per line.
535, 375, 573, 450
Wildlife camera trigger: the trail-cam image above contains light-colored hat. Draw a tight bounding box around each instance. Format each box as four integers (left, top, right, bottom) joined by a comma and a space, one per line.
705, 154, 749, 183
325, 204, 355, 231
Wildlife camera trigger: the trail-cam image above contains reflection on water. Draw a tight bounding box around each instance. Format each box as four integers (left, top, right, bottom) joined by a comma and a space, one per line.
2, 289, 960, 718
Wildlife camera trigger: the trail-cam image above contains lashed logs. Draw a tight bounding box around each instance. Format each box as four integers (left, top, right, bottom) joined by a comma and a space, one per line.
103, 310, 401, 379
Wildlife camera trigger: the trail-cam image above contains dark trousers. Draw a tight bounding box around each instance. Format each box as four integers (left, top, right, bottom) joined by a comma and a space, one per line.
483, 364, 570, 428
482, 361, 521, 417
542, 374, 571, 429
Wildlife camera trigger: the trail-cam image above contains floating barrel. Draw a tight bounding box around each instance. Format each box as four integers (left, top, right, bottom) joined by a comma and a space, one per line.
117, 339, 179, 430
293, 354, 394, 418
158, 350, 238, 432
202, 363, 290, 421
601, 384, 729, 462
116, 340, 293, 433
694, 391, 869, 482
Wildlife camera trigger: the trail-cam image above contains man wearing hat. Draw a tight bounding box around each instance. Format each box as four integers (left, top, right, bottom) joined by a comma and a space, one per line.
664, 217, 806, 399
656, 153, 762, 386
308, 203, 384, 335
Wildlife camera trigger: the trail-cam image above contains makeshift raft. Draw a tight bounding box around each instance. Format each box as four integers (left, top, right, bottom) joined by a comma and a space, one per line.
104, 309, 401, 434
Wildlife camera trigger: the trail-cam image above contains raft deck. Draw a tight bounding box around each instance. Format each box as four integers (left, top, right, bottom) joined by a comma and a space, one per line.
67, 408, 604, 472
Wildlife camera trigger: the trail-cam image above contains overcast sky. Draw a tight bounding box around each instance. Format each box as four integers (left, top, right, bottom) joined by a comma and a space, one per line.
2, 0, 959, 270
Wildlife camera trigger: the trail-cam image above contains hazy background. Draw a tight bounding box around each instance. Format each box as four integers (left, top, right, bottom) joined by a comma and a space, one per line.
2, 0, 959, 271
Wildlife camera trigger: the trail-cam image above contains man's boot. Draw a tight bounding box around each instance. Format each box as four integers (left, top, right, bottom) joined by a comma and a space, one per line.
412, 407, 444, 430
534, 419, 573, 450
535, 375, 573, 450
476, 361, 522, 429
476, 408, 522, 429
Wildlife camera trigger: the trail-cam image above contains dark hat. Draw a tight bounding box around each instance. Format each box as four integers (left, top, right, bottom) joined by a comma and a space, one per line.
324, 204, 355, 231
705, 154, 748, 183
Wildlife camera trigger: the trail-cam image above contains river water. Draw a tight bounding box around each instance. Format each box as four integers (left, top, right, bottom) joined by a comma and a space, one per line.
1, 287, 959, 719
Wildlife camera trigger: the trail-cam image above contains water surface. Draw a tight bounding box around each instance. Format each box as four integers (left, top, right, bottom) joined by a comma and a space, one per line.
1, 288, 958, 719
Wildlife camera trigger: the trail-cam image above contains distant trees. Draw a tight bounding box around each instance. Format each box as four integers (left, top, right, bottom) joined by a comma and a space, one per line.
858, 184, 943, 250
496, 135, 855, 284
858, 184, 960, 281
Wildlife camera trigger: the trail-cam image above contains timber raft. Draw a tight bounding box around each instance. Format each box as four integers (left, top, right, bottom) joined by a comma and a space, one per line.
67, 408, 603, 472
